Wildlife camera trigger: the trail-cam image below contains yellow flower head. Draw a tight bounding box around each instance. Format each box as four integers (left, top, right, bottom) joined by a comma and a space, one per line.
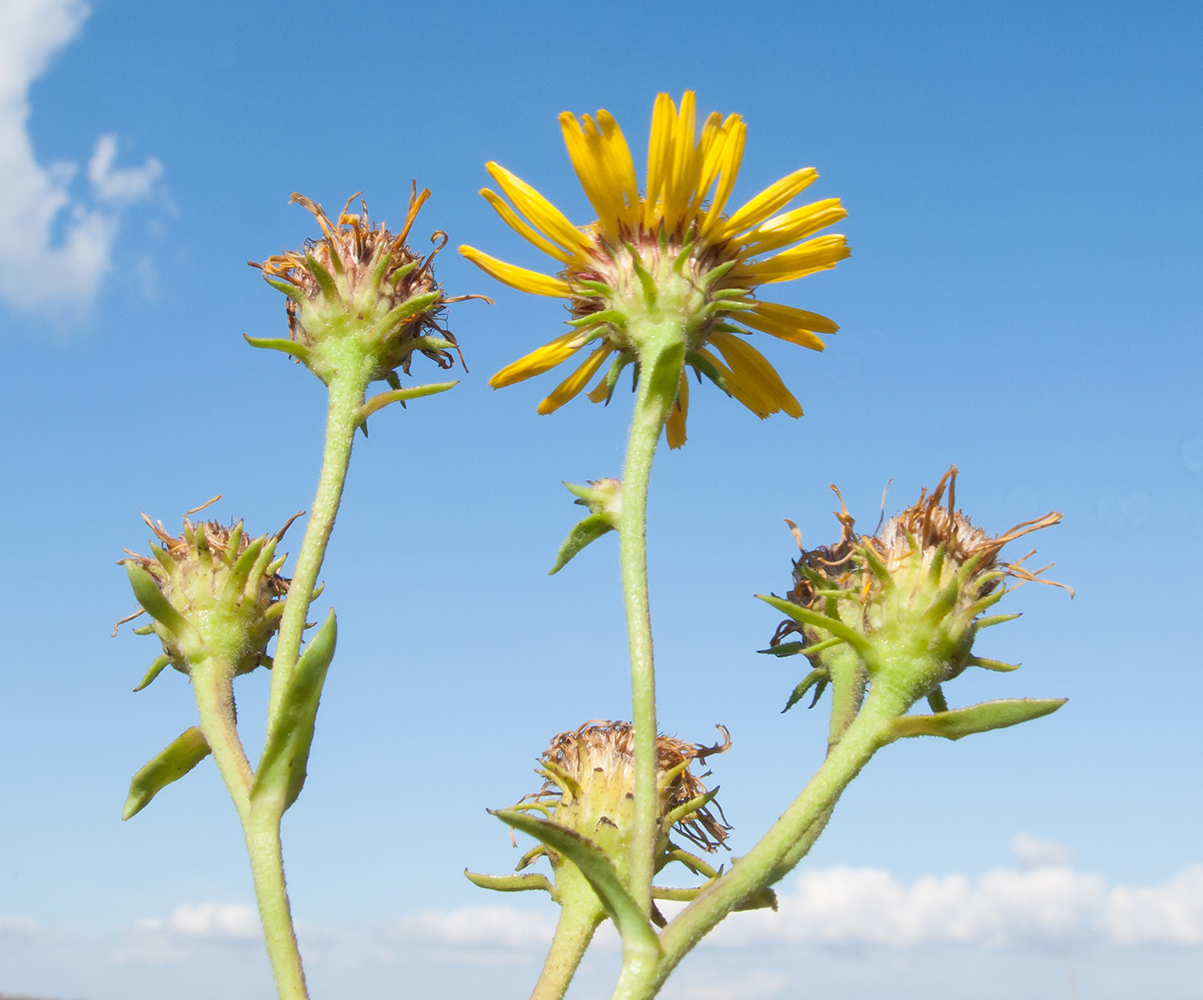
460, 91, 850, 447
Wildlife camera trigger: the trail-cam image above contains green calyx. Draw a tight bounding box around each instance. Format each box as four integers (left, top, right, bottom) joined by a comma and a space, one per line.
121, 513, 294, 684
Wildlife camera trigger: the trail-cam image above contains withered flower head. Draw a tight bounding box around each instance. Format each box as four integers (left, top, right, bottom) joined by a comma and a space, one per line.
769, 467, 1069, 700
251, 187, 485, 386
118, 506, 296, 688
516, 720, 730, 877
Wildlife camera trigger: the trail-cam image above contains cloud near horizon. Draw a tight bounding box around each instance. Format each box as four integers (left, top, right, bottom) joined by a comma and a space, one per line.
0, 0, 162, 313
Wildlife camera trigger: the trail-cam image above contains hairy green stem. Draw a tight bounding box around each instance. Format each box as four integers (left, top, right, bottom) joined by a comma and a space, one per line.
269, 368, 368, 725
192, 661, 308, 1000
611, 682, 910, 1000
618, 365, 673, 917
530, 865, 607, 1000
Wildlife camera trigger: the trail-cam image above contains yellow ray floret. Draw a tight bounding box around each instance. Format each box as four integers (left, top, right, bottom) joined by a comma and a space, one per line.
461, 91, 849, 437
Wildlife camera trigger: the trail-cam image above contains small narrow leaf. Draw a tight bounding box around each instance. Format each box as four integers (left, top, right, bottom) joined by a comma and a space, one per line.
549, 515, 615, 574
252, 610, 337, 813
781, 668, 829, 713
757, 641, 805, 657
464, 870, 554, 894
889, 698, 1067, 742
354, 381, 459, 427
242, 335, 313, 365
756, 594, 871, 654
133, 654, 172, 692
122, 727, 211, 820
492, 809, 661, 959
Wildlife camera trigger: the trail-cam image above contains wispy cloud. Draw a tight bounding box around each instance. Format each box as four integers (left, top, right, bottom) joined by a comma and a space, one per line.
0, 0, 163, 313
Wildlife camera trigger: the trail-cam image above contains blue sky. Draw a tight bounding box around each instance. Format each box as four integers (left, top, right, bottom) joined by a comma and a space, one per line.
0, 1, 1201, 998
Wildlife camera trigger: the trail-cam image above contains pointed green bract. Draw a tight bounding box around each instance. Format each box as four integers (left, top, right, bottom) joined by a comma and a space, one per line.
889, 698, 1067, 742
492, 808, 662, 960
122, 726, 211, 820
125, 564, 202, 653
354, 380, 459, 426
252, 610, 338, 813
550, 514, 615, 574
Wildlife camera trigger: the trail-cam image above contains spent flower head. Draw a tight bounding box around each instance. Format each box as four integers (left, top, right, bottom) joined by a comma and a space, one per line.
461, 91, 849, 446
765, 468, 1070, 716
251, 187, 484, 388
511, 721, 730, 879
118, 507, 295, 689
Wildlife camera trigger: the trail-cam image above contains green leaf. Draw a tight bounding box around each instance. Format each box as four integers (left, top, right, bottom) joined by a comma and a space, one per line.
251, 610, 338, 813
242, 335, 313, 365
549, 514, 615, 575
757, 641, 805, 657
133, 654, 172, 692
756, 594, 871, 655
122, 727, 211, 820
354, 381, 459, 427
492, 809, 661, 959
125, 564, 202, 653
782, 669, 829, 713
463, 870, 554, 895
889, 698, 1067, 742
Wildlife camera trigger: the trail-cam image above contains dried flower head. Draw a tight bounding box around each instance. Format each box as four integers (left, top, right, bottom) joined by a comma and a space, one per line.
118, 505, 296, 689
461, 91, 849, 446
251, 187, 485, 386
513, 721, 730, 879
767, 468, 1069, 707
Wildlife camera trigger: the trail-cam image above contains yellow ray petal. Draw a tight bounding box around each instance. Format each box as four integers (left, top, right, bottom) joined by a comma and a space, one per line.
701, 118, 747, 236
537, 343, 614, 414
560, 113, 622, 233
734, 234, 850, 284
737, 310, 826, 351
736, 300, 838, 351
460, 245, 572, 298
598, 110, 641, 230
644, 92, 678, 229
717, 167, 819, 241
739, 199, 848, 256
480, 189, 573, 263
663, 91, 697, 231
665, 367, 690, 449
485, 162, 592, 257
693, 345, 773, 418
687, 112, 728, 218
490, 330, 587, 389
708, 331, 803, 418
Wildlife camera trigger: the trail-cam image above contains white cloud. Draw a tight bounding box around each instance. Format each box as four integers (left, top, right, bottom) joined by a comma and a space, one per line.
1107, 865, 1203, 945
380, 906, 557, 965
705, 840, 1203, 951
0, 0, 163, 313
675, 970, 788, 1000
113, 903, 260, 964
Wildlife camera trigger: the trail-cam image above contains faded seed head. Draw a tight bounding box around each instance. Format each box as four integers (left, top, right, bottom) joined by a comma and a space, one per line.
517, 720, 730, 876
120, 509, 294, 678
252, 187, 483, 384
771, 468, 1067, 691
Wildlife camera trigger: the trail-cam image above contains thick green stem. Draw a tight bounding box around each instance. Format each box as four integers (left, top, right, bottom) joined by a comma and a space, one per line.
618, 367, 673, 918
269, 368, 368, 726
192, 661, 308, 1000
530, 864, 607, 1000
611, 683, 910, 1000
